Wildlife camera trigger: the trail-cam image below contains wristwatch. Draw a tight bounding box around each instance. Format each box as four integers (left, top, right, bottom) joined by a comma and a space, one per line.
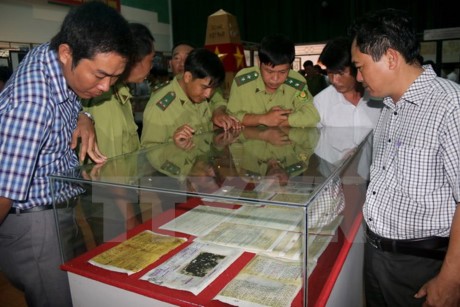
79, 111, 95, 125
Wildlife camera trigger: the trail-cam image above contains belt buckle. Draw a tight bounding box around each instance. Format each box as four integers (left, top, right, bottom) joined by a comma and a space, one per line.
367, 232, 382, 250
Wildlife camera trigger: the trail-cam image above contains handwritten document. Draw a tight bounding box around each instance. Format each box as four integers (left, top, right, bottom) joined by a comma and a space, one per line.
89, 230, 186, 275
215, 255, 303, 307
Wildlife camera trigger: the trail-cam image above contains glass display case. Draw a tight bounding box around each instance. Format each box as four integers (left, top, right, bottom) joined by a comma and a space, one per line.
50, 127, 372, 307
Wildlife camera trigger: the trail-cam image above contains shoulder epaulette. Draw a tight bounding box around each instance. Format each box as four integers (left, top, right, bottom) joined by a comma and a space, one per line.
284, 77, 306, 91
235, 71, 259, 86
156, 91, 176, 110
151, 80, 170, 93
160, 160, 180, 176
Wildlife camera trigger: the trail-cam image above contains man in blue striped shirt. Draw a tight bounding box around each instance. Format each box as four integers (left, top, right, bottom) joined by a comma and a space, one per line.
0, 2, 133, 306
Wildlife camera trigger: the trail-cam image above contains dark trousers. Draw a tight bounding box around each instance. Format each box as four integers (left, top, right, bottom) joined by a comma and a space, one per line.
364, 242, 443, 307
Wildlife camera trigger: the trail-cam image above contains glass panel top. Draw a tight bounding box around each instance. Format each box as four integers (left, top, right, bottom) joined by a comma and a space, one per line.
51, 127, 372, 207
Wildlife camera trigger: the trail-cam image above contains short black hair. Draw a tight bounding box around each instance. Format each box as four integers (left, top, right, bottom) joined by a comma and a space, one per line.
184, 48, 225, 88
129, 23, 155, 63
349, 8, 420, 64
49, 1, 133, 68
303, 60, 313, 68
319, 36, 356, 76
258, 34, 295, 66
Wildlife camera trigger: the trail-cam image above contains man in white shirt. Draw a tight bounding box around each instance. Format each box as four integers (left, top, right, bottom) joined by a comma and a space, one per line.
314, 37, 382, 128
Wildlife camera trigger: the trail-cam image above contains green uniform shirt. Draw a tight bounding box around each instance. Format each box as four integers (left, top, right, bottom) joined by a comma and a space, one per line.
209, 86, 227, 111
82, 83, 140, 159
227, 66, 319, 127
141, 77, 213, 147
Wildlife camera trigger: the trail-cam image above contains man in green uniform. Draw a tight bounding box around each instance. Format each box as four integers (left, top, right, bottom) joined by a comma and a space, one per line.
79, 24, 155, 243
141, 48, 228, 147
82, 23, 155, 158
227, 34, 320, 127
167, 42, 240, 131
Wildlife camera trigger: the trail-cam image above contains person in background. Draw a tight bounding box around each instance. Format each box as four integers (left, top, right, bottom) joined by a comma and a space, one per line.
303, 60, 328, 96
0, 65, 12, 92
350, 8, 460, 307
227, 34, 319, 127
0, 2, 133, 306
314, 36, 382, 128
169, 42, 195, 77
82, 23, 155, 159
142, 48, 232, 147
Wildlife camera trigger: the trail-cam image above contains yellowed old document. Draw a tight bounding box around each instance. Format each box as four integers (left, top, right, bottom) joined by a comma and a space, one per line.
89, 230, 186, 275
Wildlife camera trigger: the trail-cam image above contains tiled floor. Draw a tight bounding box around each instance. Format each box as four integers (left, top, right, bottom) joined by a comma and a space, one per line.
0, 271, 26, 307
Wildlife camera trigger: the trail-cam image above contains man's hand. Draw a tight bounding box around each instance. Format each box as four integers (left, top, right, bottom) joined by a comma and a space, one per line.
71, 113, 107, 164
212, 106, 243, 131
261, 106, 292, 127
173, 124, 196, 150
416, 206, 460, 307
0, 197, 13, 225
415, 271, 460, 307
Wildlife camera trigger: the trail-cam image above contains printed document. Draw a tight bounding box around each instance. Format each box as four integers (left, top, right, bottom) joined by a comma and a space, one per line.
159, 205, 235, 236
215, 255, 302, 307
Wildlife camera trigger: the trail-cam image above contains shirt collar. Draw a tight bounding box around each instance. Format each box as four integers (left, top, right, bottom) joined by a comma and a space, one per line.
172, 76, 193, 105
45, 43, 77, 105
113, 83, 131, 105
254, 66, 287, 95
383, 65, 437, 108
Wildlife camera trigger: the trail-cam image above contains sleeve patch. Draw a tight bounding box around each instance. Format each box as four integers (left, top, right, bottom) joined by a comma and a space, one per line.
235, 71, 259, 86
284, 77, 306, 91
296, 85, 311, 101
156, 91, 176, 110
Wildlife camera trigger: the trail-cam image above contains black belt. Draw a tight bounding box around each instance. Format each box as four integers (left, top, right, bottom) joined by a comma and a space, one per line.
9, 197, 79, 215
366, 227, 449, 260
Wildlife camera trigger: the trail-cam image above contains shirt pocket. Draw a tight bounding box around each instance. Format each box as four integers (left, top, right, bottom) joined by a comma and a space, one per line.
123, 124, 140, 153
395, 144, 438, 197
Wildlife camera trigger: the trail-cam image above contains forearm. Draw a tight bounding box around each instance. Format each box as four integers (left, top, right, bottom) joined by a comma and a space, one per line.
439, 205, 460, 282
0, 196, 13, 224
287, 103, 320, 127
242, 113, 266, 126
